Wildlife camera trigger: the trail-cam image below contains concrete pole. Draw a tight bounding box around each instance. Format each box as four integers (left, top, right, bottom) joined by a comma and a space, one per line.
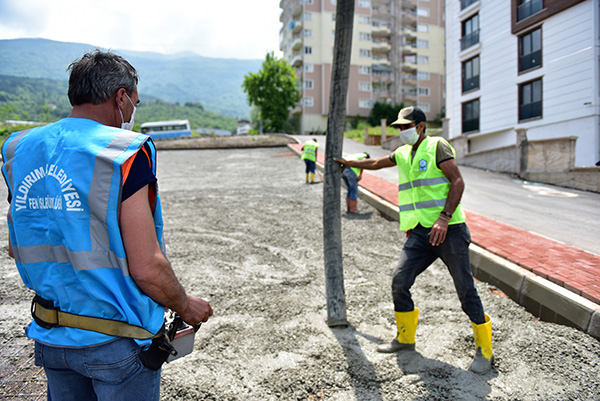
322, 0, 355, 327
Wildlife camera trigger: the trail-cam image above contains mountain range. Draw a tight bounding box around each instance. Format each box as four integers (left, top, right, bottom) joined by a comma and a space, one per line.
0, 38, 263, 118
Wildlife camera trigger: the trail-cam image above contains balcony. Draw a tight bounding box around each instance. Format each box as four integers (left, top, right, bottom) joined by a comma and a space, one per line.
372, 6, 392, 17
401, 10, 417, 25
292, 37, 303, 51
518, 0, 543, 22
292, 20, 303, 34
401, 27, 417, 40
401, 42, 417, 55
460, 30, 479, 51
291, 54, 303, 67
372, 25, 392, 36
401, 58, 417, 71
372, 40, 391, 53
401, 73, 417, 87
292, 4, 302, 18
402, 0, 417, 10
462, 76, 479, 93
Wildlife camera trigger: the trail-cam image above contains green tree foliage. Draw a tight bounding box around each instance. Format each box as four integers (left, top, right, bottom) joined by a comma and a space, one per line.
367, 101, 404, 127
242, 52, 300, 133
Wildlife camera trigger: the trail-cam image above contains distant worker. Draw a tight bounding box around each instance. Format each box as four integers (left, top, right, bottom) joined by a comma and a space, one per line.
1, 50, 213, 400
341, 152, 370, 213
301, 138, 319, 183
334, 106, 492, 374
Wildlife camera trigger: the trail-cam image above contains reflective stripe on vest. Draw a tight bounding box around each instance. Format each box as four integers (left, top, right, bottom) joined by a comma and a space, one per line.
1, 118, 165, 346
394, 136, 465, 231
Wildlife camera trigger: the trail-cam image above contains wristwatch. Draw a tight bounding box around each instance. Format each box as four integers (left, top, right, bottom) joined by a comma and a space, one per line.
440, 211, 452, 219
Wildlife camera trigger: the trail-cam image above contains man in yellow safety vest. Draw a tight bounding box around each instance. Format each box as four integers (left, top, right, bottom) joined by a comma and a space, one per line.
301, 138, 319, 183
334, 106, 492, 374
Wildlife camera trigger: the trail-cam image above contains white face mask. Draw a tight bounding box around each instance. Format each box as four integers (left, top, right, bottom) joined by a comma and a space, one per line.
400, 126, 420, 145
119, 94, 136, 131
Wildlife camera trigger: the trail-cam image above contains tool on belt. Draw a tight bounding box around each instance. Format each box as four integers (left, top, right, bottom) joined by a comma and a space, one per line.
32, 295, 201, 370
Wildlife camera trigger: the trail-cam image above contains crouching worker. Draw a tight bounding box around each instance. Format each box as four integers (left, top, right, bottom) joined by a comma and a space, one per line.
340, 152, 370, 213
334, 106, 492, 374
1, 50, 213, 400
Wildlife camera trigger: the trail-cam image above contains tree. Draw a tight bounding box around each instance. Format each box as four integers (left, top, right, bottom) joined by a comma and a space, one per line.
367, 101, 404, 127
242, 52, 300, 133
322, 0, 355, 327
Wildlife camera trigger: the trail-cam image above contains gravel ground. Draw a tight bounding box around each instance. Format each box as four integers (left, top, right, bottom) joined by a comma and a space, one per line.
1, 146, 599, 400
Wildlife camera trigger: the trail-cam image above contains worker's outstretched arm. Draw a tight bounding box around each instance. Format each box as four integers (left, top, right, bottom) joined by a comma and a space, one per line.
334, 156, 395, 171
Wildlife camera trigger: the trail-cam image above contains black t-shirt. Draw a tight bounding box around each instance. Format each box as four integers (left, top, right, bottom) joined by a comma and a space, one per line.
122, 142, 157, 201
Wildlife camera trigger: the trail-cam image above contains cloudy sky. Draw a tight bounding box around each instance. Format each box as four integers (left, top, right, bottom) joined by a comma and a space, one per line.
0, 0, 283, 59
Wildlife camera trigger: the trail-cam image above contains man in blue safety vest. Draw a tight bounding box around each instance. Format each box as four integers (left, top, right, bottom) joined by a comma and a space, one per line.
334, 106, 492, 374
1, 51, 213, 400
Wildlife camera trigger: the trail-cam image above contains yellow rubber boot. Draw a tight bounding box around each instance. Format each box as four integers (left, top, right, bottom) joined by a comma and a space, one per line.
310, 172, 315, 183
305, 173, 309, 183
377, 308, 419, 353
469, 313, 493, 374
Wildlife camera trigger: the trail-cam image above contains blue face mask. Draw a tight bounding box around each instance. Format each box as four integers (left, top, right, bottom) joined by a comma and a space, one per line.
119, 94, 136, 131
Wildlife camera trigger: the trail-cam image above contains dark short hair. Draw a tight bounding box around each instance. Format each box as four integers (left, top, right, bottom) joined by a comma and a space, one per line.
67, 50, 138, 106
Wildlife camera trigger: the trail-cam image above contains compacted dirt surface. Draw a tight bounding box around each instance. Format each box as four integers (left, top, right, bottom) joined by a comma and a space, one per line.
1, 144, 600, 400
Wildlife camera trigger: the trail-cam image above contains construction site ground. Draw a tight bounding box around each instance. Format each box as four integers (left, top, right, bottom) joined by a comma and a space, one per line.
1, 144, 599, 400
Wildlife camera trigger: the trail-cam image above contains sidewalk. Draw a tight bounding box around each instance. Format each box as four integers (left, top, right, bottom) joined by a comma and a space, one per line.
290, 142, 600, 339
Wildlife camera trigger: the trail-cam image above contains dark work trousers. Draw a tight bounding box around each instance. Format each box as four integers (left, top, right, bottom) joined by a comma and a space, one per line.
391, 223, 486, 324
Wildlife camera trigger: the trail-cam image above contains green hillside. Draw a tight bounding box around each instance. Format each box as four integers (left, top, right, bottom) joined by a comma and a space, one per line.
0, 38, 261, 118
0, 75, 237, 132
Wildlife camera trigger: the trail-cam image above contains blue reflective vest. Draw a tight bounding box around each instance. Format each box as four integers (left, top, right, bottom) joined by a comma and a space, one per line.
1, 118, 165, 347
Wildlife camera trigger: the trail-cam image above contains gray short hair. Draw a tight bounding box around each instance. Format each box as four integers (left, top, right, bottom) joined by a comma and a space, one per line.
67, 50, 138, 106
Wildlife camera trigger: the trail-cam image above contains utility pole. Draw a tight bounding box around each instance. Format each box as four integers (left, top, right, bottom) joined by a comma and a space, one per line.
322, 0, 355, 327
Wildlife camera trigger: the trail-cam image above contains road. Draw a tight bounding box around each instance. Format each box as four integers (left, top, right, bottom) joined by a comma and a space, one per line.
299, 135, 600, 256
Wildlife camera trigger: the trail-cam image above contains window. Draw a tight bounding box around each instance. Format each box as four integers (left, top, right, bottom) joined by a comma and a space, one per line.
304, 29, 313, 38
360, 49, 372, 57
518, 0, 543, 22
462, 99, 480, 133
519, 28, 542, 72
331, 0, 336, 4
418, 87, 430, 96
417, 56, 429, 64
417, 72, 430, 80
417, 8, 430, 17
462, 56, 480, 93
304, 46, 312, 54
359, 32, 372, 41
304, 80, 314, 89
359, 99, 373, 108
359, 82, 371, 92
303, 0, 313, 3
304, 63, 314, 72
417, 103, 431, 113
519, 79, 542, 121
359, 66, 371, 74
461, 0, 477, 10
304, 12, 312, 21
417, 24, 429, 32
359, 16, 371, 24
416, 40, 429, 48
358, 0, 371, 8
461, 14, 479, 51
303, 97, 314, 107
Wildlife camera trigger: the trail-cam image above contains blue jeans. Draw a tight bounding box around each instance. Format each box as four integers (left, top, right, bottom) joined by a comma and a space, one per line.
304, 159, 316, 173
341, 169, 358, 201
391, 223, 485, 324
35, 338, 161, 401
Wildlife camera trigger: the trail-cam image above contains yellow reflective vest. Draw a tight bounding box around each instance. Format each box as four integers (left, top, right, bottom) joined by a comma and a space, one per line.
394, 136, 465, 231
301, 140, 318, 162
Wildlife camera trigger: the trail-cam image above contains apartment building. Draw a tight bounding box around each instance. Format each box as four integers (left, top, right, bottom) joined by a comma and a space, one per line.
279, 0, 445, 135
445, 0, 600, 168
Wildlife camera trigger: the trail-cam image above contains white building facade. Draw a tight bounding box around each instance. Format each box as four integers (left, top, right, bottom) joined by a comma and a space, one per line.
445, 0, 600, 167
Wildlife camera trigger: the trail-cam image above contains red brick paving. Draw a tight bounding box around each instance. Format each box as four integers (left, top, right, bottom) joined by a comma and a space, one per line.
291, 144, 600, 305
